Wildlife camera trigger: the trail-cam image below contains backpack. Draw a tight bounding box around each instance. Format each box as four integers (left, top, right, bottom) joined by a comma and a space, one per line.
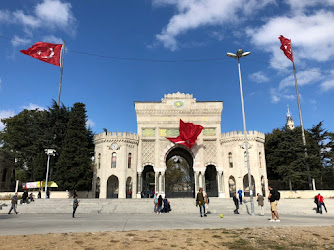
275, 190, 280, 201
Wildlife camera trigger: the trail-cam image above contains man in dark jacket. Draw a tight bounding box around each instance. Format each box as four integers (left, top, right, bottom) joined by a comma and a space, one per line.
196, 187, 206, 217
233, 193, 239, 214
73, 195, 79, 218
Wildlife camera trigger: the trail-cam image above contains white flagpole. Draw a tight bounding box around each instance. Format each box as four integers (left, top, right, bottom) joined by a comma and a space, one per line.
57, 41, 66, 106
290, 42, 312, 190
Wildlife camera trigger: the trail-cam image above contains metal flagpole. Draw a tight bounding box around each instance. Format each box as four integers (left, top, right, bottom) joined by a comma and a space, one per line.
290, 43, 312, 190
57, 41, 66, 106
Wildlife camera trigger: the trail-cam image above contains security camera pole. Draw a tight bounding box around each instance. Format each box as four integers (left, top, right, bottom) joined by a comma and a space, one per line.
227, 49, 255, 216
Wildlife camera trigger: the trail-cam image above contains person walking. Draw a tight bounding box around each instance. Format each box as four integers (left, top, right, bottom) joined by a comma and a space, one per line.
157, 195, 163, 214
22, 190, 28, 204
233, 193, 239, 214
268, 186, 280, 222
237, 189, 243, 204
314, 194, 320, 213
257, 193, 264, 216
196, 188, 206, 217
204, 193, 210, 214
46, 189, 50, 199
8, 192, 19, 214
72, 195, 80, 218
317, 193, 328, 214
38, 190, 41, 199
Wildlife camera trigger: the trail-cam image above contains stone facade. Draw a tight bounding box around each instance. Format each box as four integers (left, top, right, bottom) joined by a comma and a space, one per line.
93, 93, 268, 198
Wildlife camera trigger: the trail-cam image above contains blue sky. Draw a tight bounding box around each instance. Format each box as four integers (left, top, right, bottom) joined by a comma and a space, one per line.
1, 0, 334, 135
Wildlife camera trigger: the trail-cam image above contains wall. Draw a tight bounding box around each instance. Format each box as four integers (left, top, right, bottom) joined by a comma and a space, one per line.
280, 190, 334, 199
0, 191, 94, 199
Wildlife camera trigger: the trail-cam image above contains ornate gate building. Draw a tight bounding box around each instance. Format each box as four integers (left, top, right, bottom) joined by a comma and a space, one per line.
93, 93, 268, 199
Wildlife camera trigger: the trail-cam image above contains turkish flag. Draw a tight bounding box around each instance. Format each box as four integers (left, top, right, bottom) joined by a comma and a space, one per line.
167, 119, 203, 149
279, 35, 294, 62
20, 42, 63, 67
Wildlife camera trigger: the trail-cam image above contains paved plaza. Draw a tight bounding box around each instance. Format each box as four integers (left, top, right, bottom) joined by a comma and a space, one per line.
1, 212, 334, 236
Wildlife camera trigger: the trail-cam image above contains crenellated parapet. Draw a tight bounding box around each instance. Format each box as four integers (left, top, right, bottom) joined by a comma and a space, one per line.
161, 92, 195, 102
94, 132, 139, 145
220, 130, 265, 144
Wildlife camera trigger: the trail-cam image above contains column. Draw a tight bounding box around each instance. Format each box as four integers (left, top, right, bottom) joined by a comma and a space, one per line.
155, 172, 159, 194
194, 171, 199, 193
137, 172, 142, 198
202, 173, 206, 192
100, 177, 107, 199
161, 172, 165, 195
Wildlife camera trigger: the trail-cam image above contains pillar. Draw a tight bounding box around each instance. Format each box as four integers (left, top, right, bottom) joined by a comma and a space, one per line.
100, 177, 107, 199
155, 172, 159, 194
137, 172, 142, 198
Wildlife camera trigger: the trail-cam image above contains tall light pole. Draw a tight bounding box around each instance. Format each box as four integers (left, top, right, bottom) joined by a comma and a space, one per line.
227, 49, 255, 216
44, 149, 56, 199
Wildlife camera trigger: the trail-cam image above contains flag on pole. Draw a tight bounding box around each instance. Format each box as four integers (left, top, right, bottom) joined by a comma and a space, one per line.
279, 35, 293, 62
167, 119, 203, 149
20, 42, 63, 67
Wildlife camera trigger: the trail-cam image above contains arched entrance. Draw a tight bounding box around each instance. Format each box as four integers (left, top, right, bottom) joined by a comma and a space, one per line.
142, 165, 155, 198
165, 146, 194, 198
228, 176, 236, 197
95, 177, 100, 198
243, 174, 256, 197
107, 175, 119, 198
126, 177, 132, 198
205, 165, 218, 197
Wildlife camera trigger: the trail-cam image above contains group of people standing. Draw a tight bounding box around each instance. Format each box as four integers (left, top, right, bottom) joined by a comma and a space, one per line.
153, 194, 171, 214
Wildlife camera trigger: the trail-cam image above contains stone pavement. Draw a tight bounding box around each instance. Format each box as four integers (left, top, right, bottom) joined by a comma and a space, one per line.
1, 212, 333, 236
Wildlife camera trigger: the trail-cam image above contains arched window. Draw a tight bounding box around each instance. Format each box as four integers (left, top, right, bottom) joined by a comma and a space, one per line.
228, 152, 233, 168
128, 153, 132, 169
98, 153, 101, 169
112, 152, 117, 168
244, 151, 248, 168
259, 152, 262, 168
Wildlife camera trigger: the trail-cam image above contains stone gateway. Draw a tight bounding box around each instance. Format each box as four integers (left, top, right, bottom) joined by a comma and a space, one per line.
93, 93, 268, 199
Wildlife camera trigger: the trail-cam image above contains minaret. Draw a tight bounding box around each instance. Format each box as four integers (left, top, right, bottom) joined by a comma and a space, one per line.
286, 105, 295, 130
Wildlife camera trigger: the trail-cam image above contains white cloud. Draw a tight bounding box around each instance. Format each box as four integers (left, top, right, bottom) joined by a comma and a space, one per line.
0, 9, 11, 22
153, 0, 275, 50
247, 10, 334, 69
13, 10, 41, 28
0, 0, 76, 39
321, 79, 334, 91
42, 35, 63, 44
249, 71, 270, 83
285, 0, 334, 13
0, 110, 15, 131
11, 35, 31, 47
35, 0, 76, 30
86, 119, 95, 128
270, 88, 295, 103
22, 103, 46, 111
279, 69, 322, 90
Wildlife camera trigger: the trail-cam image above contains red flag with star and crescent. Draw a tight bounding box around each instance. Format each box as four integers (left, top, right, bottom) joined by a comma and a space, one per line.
279, 35, 294, 62
167, 119, 203, 149
20, 42, 63, 67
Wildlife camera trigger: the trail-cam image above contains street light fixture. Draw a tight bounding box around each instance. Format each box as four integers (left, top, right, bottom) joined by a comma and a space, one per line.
44, 149, 56, 199
227, 49, 255, 216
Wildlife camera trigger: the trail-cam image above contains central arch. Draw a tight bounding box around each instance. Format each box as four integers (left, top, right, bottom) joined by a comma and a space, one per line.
165, 146, 194, 198
205, 165, 218, 197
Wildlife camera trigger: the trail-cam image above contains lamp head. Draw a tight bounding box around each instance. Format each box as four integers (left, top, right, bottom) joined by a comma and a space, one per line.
237, 49, 244, 57
227, 52, 237, 58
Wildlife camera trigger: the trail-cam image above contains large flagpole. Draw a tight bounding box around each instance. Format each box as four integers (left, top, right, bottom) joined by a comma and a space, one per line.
57, 41, 66, 106
290, 43, 312, 190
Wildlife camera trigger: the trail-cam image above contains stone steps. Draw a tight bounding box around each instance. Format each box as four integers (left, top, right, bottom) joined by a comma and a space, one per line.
1, 198, 331, 215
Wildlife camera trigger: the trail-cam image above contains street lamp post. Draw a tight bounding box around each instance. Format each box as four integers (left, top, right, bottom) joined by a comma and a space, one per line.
227, 49, 255, 216
44, 149, 56, 199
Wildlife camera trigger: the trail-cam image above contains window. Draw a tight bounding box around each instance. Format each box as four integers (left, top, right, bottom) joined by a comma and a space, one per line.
128, 153, 132, 169
244, 151, 248, 167
98, 153, 101, 169
112, 152, 117, 168
228, 152, 233, 168
259, 152, 262, 168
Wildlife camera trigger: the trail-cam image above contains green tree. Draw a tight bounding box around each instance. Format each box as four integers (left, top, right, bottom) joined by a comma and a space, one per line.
54, 102, 93, 191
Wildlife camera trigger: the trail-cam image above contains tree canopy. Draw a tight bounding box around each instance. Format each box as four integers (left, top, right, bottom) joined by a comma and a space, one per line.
0, 100, 94, 191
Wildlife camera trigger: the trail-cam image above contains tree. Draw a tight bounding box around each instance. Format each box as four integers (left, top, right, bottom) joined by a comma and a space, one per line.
54, 103, 93, 190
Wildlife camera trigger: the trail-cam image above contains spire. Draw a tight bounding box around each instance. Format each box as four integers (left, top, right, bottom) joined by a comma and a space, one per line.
286, 105, 295, 130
